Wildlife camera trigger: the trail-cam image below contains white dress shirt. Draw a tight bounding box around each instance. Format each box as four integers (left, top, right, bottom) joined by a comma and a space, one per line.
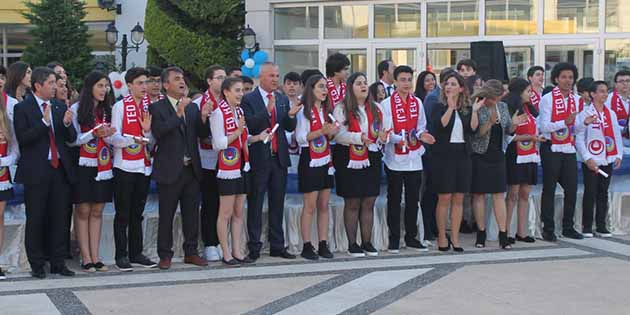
381, 80, 394, 97
33, 94, 66, 160
295, 107, 326, 147
210, 105, 244, 150
538, 91, 585, 154
333, 103, 381, 152
605, 91, 630, 148
450, 111, 465, 143
380, 95, 427, 171
575, 104, 624, 165
107, 98, 154, 174
193, 96, 218, 170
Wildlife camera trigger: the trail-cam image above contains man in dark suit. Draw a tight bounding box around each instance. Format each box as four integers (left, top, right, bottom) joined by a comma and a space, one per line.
150, 66, 212, 269
242, 62, 302, 261
14, 67, 77, 278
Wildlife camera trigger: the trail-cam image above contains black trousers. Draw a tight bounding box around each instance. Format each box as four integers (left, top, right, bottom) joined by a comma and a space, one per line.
200, 169, 220, 247
582, 163, 613, 231
157, 165, 200, 259
540, 143, 577, 233
247, 156, 287, 254
113, 169, 150, 260
420, 154, 438, 239
385, 166, 422, 246
24, 166, 71, 269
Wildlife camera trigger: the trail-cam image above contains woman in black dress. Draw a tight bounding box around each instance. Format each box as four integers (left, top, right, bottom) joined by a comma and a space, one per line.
70, 71, 117, 272
0, 68, 19, 280
469, 80, 525, 249
431, 72, 479, 252
296, 75, 339, 260
504, 78, 543, 244
333, 72, 388, 257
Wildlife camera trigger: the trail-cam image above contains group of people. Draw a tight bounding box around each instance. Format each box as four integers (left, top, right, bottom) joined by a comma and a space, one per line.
0, 52, 625, 280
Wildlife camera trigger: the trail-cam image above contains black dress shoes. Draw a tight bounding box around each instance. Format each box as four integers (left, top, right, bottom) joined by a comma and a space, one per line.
270, 248, 296, 259
542, 231, 557, 242
247, 251, 260, 262
31, 266, 46, 279
50, 265, 75, 277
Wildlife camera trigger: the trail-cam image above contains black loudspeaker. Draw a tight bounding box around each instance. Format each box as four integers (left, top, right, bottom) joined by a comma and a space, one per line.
470, 41, 509, 83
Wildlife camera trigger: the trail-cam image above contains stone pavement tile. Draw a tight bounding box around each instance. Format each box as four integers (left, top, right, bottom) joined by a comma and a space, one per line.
0, 293, 60, 315
75, 275, 332, 315
374, 257, 630, 315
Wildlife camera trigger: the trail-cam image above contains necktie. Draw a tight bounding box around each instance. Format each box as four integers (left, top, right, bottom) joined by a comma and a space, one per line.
42, 103, 59, 168
267, 93, 278, 153
387, 86, 392, 97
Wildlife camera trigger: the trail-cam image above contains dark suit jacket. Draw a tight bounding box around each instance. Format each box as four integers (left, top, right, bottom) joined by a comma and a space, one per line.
150, 97, 210, 184
429, 102, 475, 155
241, 88, 296, 170
13, 95, 77, 185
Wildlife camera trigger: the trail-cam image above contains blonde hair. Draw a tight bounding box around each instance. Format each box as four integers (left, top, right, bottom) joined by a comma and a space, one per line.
0, 95, 11, 144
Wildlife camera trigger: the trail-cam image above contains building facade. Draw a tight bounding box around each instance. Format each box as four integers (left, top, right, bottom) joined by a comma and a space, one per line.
0, 0, 149, 70
246, 0, 630, 84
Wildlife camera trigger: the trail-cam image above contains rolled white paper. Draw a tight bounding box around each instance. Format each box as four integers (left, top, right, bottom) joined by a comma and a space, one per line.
597, 169, 609, 178
328, 113, 339, 126
123, 133, 150, 143
263, 123, 280, 144
79, 123, 105, 142
401, 129, 407, 153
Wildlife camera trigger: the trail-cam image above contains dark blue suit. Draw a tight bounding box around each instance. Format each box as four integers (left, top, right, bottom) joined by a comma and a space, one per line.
241, 87, 296, 254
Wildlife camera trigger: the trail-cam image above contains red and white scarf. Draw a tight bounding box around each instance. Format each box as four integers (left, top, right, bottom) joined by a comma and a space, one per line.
121, 94, 152, 174
79, 110, 113, 180
347, 104, 381, 169
515, 105, 540, 164
610, 90, 628, 128
585, 105, 619, 165
530, 89, 541, 112
326, 78, 346, 106
0, 93, 11, 190
199, 90, 219, 150
550, 87, 578, 152
308, 106, 331, 167
216, 99, 250, 179
390, 92, 422, 160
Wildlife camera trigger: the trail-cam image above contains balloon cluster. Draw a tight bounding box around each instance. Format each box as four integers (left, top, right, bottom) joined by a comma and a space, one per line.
240, 49, 268, 78
108, 71, 128, 99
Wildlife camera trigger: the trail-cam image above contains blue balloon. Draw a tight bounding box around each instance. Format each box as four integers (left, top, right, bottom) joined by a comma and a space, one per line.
240, 49, 250, 63
241, 65, 253, 77
252, 64, 261, 78
253, 50, 268, 64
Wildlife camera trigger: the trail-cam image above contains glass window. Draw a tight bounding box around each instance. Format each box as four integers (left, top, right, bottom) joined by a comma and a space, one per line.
328, 49, 367, 75
274, 6, 319, 40
544, 0, 598, 34
427, 1, 479, 37
505, 46, 535, 78
324, 5, 368, 39
427, 44, 471, 76
275, 45, 319, 76
545, 44, 594, 85
375, 48, 417, 78
606, 0, 630, 33
374, 3, 421, 38
485, 0, 536, 35
605, 40, 630, 84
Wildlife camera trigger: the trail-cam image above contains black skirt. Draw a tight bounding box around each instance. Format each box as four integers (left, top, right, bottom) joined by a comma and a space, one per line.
431, 143, 472, 193
0, 188, 14, 201
506, 143, 538, 186
217, 176, 247, 196
333, 144, 381, 198
73, 166, 113, 204
298, 147, 334, 193
471, 153, 507, 193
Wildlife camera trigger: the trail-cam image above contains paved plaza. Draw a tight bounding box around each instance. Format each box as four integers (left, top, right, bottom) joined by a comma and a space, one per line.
1, 234, 630, 314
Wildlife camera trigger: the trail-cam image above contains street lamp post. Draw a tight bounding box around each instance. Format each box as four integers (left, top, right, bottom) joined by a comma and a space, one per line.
105, 22, 145, 71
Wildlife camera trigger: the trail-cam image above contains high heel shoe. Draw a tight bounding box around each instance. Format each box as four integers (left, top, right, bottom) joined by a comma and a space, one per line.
499, 231, 512, 250
438, 235, 451, 251
448, 235, 464, 252
475, 230, 486, 248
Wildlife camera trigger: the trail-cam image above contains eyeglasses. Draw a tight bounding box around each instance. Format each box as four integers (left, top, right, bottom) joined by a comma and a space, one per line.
616, 79, 630, 84
213, 76, 226, 81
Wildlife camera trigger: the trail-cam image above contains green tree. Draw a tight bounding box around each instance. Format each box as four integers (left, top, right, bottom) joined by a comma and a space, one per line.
145, 0, 244, 89
21, 0, 94, 87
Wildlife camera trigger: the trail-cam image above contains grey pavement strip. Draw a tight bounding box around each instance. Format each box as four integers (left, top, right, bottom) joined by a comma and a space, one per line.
0, 247, 591, 293
0, 293, 60, 315
46, 290, 91, 315
561, 237, 630, 257
243, 271, 371, 315
341, 266, 458, 315
607, 236, 630, 246
273, 268, 432, 315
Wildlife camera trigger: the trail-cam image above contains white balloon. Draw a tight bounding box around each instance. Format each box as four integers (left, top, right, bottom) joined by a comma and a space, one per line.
245, 58, 255, 69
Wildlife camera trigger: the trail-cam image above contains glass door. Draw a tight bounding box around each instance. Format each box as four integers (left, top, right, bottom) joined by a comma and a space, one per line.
544, 42, 597, 85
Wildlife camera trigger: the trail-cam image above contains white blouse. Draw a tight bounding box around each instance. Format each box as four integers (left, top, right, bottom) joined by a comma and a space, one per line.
450, 111, 465, 143
295, 106, 326, 147
333, 104, 381, 152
